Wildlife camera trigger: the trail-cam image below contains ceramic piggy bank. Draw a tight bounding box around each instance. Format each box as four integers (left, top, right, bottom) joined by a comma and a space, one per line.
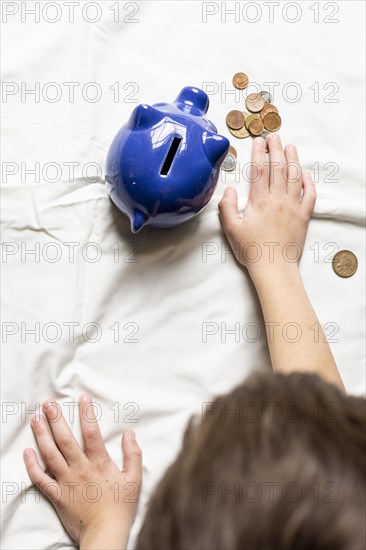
105, 86, 230, 233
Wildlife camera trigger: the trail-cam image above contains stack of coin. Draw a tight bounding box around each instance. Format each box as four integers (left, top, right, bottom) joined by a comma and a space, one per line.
226, 72, 282, 140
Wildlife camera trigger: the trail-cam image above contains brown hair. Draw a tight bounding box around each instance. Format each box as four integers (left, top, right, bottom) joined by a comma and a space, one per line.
137, 370, 366, 550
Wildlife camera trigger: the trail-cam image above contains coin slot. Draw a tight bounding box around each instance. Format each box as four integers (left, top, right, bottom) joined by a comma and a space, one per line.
160, 137, 182, 176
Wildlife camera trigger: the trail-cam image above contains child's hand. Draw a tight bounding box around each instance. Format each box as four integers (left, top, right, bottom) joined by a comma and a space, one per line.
23, 394, 142, 550
218, 133, 316, 281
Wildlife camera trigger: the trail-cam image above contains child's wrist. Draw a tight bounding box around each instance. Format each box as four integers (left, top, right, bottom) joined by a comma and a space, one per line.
248, 262, 301, 289
80, 518, 131, 550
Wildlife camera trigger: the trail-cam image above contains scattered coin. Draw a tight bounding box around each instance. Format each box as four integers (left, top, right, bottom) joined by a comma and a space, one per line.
222, 151, 237, 172
226, 110, 246, 130
260, 104, 278, 119
229, 145, 237, 158
228, 125, 250, 139
263, 112, 282, 132
226, 73, 283, 142
233, 72, 249, 90
332, 250, 358, 278
246, 93, 265, 113
248, 118, 265, 136
245, 114, 261, 130
251, 132, 270, 151
261, 130, 270, 151
260, 91, 273, 104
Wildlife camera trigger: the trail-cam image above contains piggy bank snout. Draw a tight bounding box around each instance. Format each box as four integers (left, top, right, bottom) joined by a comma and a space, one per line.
174, 86, 209, 115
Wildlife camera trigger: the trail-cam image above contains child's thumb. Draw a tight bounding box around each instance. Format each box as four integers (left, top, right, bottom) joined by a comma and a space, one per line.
122, 430, 142, 483
218, 187, 240, 235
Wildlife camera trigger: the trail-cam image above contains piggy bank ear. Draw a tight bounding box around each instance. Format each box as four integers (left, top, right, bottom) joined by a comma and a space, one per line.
128, 104, 164, 129
203, 132, 230, 164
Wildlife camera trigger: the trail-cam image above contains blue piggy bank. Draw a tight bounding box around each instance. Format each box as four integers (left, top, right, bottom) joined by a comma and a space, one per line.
105, 86, 230, 233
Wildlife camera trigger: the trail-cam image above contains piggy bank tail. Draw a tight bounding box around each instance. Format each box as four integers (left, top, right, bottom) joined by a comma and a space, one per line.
131, 208, 148, 233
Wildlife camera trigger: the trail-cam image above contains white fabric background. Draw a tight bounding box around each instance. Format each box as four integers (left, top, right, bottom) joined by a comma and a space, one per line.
1, 1, 365, 548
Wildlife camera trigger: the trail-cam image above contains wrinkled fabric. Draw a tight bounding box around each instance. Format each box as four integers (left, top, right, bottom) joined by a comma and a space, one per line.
1, 2, 365, 548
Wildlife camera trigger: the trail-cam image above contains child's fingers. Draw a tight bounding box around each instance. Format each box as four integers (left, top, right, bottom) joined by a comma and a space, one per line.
30, 415, 68, 476
267, 134, 287, 193
284, 144, 302, 200
78, 393, 110, 461
300, 170, 317, 216
249, 137, 269, 198
43, 401, 84, 465
23, 448, 61, 501
218, 187, 241, 237
121, 430, 142, 485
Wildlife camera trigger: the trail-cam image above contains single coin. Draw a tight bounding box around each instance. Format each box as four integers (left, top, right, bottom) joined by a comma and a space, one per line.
229, 145, 237, 158
248, 118, 264, 136
245, 113, 261, 130
226, 110, 245, 130
228, 125, 250, 139
260, 131, 270, 151
260, 104, 278, 119
222, 152, 237, 172
263, 112, 282, 132
262, 131, 270, 151
260, 91, 273, 104
233, 72, 249, 90
246, 93, 265, 113
332, 250, 358, 278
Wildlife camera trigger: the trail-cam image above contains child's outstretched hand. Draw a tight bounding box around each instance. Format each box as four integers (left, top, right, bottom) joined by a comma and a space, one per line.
23, 394, 142, 550
218, 133, 316, 281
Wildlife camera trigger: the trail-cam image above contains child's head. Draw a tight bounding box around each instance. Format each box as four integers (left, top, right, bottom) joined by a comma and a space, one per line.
137, 370, 365, 549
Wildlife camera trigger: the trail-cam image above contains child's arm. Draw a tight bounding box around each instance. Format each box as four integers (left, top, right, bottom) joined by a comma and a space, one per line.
219, 133, 345, 392
23, 393, 142, 549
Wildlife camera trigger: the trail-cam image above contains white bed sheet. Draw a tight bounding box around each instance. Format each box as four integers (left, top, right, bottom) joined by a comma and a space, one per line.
1, 1, 365, 548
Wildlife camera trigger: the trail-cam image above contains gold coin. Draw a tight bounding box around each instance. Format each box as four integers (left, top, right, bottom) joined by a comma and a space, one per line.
332, 250, 358, 278
263, 112, 282, 132
245, 114, 261, 130
226, 110, 245, 130
228, 125, 250, 139
233, 72, 249, 90
245, 93, 265, 113
260, 104, 278, 119
248, 119, 264, 136
229, 145, 237, 158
